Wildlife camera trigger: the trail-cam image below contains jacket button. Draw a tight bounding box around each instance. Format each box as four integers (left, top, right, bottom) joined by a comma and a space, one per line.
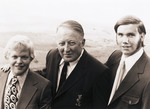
129, 100, 132, 104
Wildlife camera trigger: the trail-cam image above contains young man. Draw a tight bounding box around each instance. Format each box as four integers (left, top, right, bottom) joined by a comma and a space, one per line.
106, 15, 150, 109
0, 35, 51, 109
45, 20, 110, 109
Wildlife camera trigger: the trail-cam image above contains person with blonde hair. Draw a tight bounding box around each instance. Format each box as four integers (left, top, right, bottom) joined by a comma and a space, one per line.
0, 35, 51, 109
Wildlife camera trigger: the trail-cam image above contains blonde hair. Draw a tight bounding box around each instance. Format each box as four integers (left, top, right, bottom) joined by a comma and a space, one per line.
4, 35, 35, 60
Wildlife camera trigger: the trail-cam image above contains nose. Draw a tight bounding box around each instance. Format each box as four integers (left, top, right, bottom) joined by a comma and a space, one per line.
16, 57, 22, 63
122, 36, 129, 43
64, 43, 70, 52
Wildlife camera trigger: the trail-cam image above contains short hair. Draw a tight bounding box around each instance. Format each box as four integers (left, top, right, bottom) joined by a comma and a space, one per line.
56, 20, 84, 37
114, 15, 146, 34
4, 35, 35, 60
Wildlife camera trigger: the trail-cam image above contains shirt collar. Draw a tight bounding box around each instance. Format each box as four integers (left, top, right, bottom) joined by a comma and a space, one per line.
122, 48, 144, 61
59, 49, 84, 66
121, 48, 144, 72
8, 69, 29, 88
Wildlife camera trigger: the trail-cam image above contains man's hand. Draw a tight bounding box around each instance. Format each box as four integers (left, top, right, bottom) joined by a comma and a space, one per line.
1, 64, 10, 72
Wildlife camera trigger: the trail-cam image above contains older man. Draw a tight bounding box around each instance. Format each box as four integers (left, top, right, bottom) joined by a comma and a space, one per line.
106, 15, 150, 109
44, 20, 110, 109
0, 35, 51, 109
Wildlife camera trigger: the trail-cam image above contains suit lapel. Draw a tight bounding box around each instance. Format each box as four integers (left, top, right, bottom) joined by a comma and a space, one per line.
111, 58, 121, 84
110, 52, 148, 104
17, 71, 38, 109
0, 72, 9, 109
54, 51, 88, 99
51, 50, 61, 97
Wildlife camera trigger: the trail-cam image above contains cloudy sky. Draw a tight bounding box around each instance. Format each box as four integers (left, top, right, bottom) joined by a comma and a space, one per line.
0, 0, 150, 33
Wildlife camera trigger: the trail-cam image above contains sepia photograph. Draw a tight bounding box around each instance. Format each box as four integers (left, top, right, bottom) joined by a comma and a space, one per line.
0, 0, 150, 108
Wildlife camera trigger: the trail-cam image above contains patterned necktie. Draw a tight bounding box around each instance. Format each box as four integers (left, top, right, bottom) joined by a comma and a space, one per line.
58, 62, 69, 91
4, 76, 18, 109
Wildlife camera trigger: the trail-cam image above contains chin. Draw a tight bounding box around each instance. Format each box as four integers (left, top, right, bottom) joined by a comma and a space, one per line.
64, 59, 72, 62
15, 70, 26, 75
123, 52, 133, 57
16, 72, 25, 76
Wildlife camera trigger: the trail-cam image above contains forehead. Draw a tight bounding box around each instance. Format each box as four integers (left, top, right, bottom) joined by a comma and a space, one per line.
56, 27, 82, 41
9, 49, 30, 57
10, 44, 29, 53
117, 24, 138, 33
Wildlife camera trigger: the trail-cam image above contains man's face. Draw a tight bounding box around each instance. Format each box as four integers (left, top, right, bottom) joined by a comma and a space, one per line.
116, 24, 144, 57
56, 27, 85, 62
8, 47, 32, 76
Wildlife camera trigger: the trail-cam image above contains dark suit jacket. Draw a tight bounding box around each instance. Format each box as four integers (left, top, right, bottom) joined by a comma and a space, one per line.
45, 49, 110, 109
0, 69, 52, 109
106, 50, 150, 109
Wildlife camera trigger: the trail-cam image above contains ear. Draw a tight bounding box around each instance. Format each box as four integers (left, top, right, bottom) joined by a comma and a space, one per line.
82, 39, 85, 46
4, 52, 9, 60
30, 57, 34, 61
141, 33, 145, 41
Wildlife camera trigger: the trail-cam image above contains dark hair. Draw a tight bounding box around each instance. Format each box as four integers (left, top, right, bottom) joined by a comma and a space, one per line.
56, 20, 84, 37
114, 15, 146, 34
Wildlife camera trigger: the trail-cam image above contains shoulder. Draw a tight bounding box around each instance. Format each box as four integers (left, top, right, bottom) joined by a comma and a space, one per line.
83, 50, 108, 71
28, 70, 51, 85
106, 50, 122, 65
142, 52, 150, 72
46, 48, 60, 59
46, 48, 61, 65
83, 51, 110, 82
108, 50, 122, 60
47, 48, 59, 56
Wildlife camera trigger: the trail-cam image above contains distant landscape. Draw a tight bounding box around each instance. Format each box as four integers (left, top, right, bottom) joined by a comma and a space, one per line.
0, 30, 150, 70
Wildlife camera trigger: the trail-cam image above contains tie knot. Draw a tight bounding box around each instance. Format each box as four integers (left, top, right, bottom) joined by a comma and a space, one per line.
64, 62, 69, 66
11, 76, 18, 85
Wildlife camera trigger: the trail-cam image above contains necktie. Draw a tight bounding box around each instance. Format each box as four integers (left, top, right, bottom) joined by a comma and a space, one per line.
116, 61, 126, 89
58, 62, 69, 90
4, 76, 18, 109
108, 61, 125, 105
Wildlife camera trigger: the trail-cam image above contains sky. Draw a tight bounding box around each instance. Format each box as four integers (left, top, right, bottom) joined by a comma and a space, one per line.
0, 0, 150, 33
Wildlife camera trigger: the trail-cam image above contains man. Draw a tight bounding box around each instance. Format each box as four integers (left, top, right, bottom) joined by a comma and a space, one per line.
106, 15, 150, 109
0, 35, 51, 109
45, 20, 110, 109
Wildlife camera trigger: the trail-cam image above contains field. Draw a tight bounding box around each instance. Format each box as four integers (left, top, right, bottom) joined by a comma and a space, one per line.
0, 31, 150, 70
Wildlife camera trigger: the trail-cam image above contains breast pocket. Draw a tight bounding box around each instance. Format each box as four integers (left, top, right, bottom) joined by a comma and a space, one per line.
122, 95, 140, 105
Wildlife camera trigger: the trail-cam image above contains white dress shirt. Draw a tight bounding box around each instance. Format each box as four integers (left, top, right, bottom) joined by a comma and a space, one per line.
108, 48, 144, 105
56, 49, 84, 91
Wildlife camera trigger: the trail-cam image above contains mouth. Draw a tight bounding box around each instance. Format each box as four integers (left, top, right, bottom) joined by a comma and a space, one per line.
64, 53, 72, 56
64, 54, 72, 58
122, 46, 131, 49
15, 65, 24, 69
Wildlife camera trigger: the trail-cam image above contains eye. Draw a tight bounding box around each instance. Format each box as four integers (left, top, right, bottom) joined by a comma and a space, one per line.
68, 41, 76, 46
59, 42, 65, 46
127, 33, 135, 37
117, 33, 123, 37
21, 56, 29, 60
12, 56, 18, 59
